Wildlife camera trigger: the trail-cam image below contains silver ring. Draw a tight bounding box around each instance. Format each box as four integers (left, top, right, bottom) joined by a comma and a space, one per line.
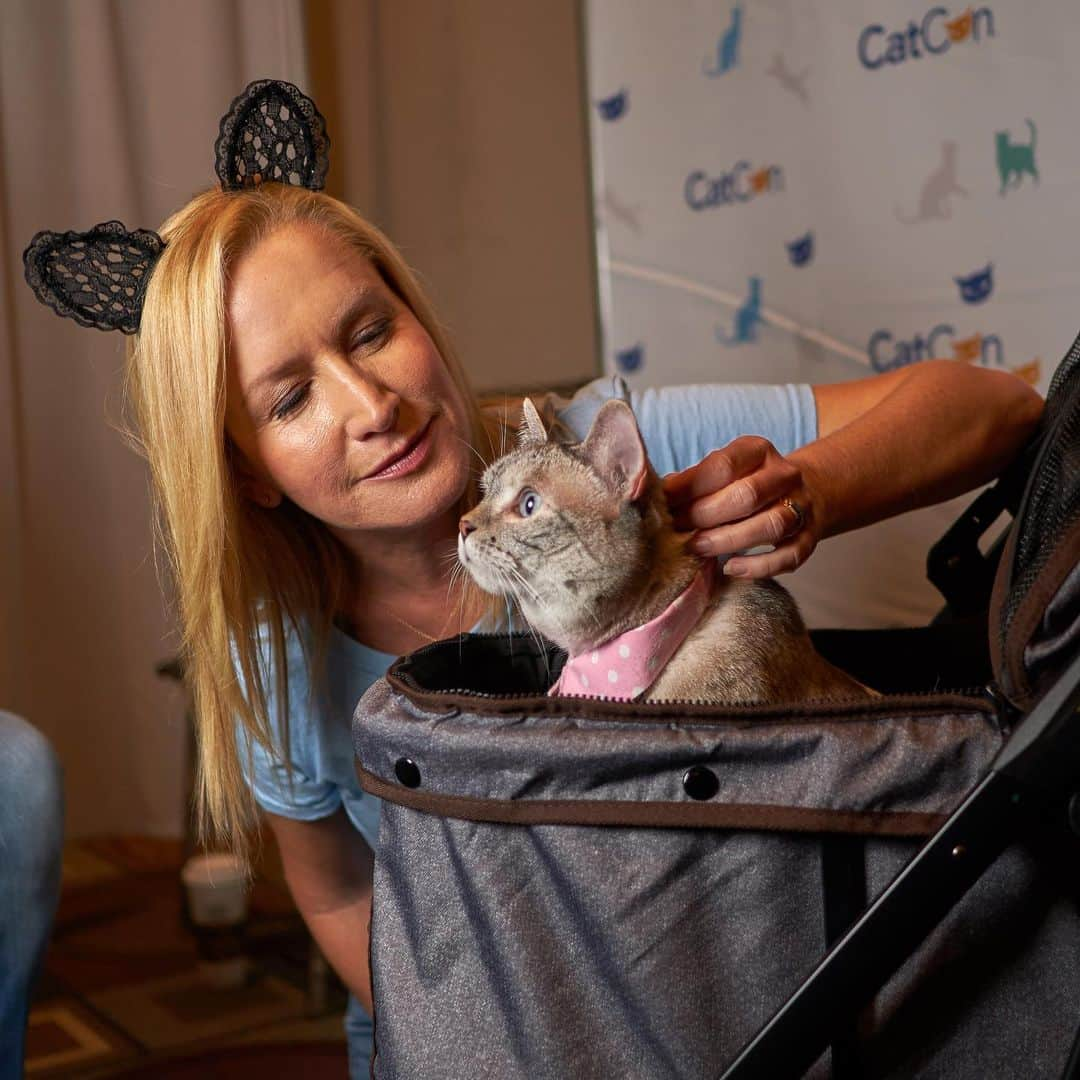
781, 497, 806, 534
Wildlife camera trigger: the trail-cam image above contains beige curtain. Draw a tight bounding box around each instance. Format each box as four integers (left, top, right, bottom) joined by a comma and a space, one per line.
0, 0, 310, 835
307, 0, 598, 394
1, 0, 596, 836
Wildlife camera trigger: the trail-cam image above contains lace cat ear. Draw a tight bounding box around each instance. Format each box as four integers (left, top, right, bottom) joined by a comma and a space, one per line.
214, 79, 330, 191
22, 221, 165, 335
518, 397, 549, 445
579, 399, 648, 501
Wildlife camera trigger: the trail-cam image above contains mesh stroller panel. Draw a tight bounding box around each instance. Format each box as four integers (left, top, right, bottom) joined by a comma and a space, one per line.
993, 334, 1080, 705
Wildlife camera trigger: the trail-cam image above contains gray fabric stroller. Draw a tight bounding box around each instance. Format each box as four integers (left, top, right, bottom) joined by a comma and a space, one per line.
353, 340, 1080, 1079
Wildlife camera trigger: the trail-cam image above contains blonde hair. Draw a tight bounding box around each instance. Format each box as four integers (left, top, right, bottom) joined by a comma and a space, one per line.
125, 184, 501, 861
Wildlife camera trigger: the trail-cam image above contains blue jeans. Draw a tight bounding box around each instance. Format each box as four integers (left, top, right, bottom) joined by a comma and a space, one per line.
0, 711, 64, 1080
345, 993, 374, 1077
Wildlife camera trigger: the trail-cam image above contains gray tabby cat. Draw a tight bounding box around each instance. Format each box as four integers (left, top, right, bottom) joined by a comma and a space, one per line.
458, 396, 873, 704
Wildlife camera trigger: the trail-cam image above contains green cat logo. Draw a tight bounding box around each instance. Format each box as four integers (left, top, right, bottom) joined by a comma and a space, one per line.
996, 119, 1038, 195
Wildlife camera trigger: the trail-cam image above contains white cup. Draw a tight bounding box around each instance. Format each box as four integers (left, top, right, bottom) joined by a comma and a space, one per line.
180, 852, 249, 927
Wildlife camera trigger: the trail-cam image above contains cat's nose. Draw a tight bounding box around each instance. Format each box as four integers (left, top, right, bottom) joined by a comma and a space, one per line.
459, 517, 477, 539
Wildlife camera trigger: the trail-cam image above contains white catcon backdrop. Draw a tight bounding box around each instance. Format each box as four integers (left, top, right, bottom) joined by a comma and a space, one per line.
583, 0, 1079, 628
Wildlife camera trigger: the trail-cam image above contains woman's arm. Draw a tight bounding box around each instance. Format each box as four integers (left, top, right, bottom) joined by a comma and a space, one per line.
666, 361, 1044, 577
265, 808, 374, 1014
804, 360, 1044, 535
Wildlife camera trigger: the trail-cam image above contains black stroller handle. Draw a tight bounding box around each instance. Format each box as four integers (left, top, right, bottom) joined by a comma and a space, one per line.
719, 647, 1080, 1080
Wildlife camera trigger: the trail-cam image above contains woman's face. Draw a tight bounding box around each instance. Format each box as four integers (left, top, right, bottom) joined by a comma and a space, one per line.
225, 223, 473, 538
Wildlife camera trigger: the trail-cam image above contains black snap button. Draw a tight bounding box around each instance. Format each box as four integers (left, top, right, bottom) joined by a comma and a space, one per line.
394, 758, 421, 788
1068, 791, 1080, 839
682, 765, 719, 801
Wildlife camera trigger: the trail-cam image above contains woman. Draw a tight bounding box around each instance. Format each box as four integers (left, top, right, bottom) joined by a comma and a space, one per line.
116, 179, 1043, 1074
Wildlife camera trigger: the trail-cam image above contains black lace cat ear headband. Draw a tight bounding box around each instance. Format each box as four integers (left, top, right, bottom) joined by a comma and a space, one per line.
22, 79, 330, 335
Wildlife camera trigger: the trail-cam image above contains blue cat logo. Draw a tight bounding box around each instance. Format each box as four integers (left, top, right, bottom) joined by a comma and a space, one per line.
858, 7, 995, 71
704, 4, 743, 77
615, 343, 644, 373
596, 89, 628, 122
955, 263, 994, 304
787, 232, 814, 267
715, 277, 763, 346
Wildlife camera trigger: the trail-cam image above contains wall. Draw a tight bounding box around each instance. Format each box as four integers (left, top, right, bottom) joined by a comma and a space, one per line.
584, 0, 1075, 627
308, 0, 600, 394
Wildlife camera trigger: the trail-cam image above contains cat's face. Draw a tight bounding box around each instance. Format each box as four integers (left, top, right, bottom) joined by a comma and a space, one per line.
458, 399, 650, 653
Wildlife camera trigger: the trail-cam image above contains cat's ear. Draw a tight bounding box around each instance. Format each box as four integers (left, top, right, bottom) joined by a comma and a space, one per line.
579, 399, 648, 502
518, 396, 549, 446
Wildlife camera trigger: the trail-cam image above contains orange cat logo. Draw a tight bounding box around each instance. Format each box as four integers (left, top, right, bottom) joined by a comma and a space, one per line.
946, 8, 973, 42
952, 333, 983, 363
1011, 359, 1040, 385
750, 167, 773, 193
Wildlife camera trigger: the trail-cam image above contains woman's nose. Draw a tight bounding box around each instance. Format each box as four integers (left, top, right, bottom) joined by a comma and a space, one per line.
329, 364, 399, 439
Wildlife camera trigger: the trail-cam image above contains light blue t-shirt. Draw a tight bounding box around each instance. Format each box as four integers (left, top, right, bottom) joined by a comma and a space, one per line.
241, 376, 817, 846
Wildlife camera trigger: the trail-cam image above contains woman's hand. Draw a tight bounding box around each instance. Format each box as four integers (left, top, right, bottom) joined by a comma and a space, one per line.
662, 436, 822, 578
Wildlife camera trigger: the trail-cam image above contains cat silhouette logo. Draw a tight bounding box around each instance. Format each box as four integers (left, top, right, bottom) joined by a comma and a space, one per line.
895, 140, 968, 224
596, 89, 628, 122
869, 324, 1003, 372
858, 6, 995, 70
597, 187, 642, 233
615, 343, 644, 374
787, 232, 814, 267
997, 120, 1038, 194
955, 263, 994, 304
704, 4, 742, 77
768, 53, 809, 104
715, 277, 763, 346
685, 163, 784, 210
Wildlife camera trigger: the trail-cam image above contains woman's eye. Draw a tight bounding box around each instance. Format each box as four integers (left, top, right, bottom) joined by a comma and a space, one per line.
272, 383, 309, 420
517, 489, 541, 517
351, 319, 390, 350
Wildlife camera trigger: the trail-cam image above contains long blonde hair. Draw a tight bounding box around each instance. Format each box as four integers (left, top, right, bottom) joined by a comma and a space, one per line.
125, 184, 499, 861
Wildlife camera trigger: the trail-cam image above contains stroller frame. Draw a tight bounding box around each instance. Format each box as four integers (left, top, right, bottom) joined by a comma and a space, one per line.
722, 646, 1080, 1079
725, 346, 1080, 1079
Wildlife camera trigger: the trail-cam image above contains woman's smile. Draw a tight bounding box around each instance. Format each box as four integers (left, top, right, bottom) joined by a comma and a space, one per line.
362, 417, 436, 481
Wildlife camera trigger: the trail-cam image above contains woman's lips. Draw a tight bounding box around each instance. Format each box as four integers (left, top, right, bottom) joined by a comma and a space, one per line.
364, 419, 435, 481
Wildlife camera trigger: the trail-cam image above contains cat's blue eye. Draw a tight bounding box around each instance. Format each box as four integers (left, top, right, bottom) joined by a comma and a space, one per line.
518, 489, 541, 517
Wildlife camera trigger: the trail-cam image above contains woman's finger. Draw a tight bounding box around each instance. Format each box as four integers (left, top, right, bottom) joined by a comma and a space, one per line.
688, 497, 804, 556
676, 460, 801, 531
662, 437, 773, 508
719, 529, 817, 579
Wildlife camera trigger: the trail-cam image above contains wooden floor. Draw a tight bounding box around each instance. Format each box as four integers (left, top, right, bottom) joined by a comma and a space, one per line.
26, 836, 350, 1078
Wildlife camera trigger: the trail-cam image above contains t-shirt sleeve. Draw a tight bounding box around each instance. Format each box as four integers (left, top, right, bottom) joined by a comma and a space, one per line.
243, 728, 342, 821
234, 626, 343, 822
551, 375, 818, 477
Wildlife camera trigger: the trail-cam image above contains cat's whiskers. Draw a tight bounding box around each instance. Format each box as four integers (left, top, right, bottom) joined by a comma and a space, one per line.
451, 432, 491, 473
505, 562, 576, 651
502, 565, 553, 669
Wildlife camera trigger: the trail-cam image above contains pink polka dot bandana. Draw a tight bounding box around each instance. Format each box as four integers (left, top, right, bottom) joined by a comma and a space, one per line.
548, 560, 715, 701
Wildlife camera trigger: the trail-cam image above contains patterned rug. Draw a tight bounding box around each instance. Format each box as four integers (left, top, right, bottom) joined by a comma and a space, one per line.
26, 836, 350, 1077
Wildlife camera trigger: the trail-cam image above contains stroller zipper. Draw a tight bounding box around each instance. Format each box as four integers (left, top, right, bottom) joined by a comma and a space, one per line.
390, 631, 998, 714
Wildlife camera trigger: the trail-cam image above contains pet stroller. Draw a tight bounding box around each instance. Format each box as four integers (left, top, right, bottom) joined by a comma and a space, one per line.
353, 338, 1080, 1079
